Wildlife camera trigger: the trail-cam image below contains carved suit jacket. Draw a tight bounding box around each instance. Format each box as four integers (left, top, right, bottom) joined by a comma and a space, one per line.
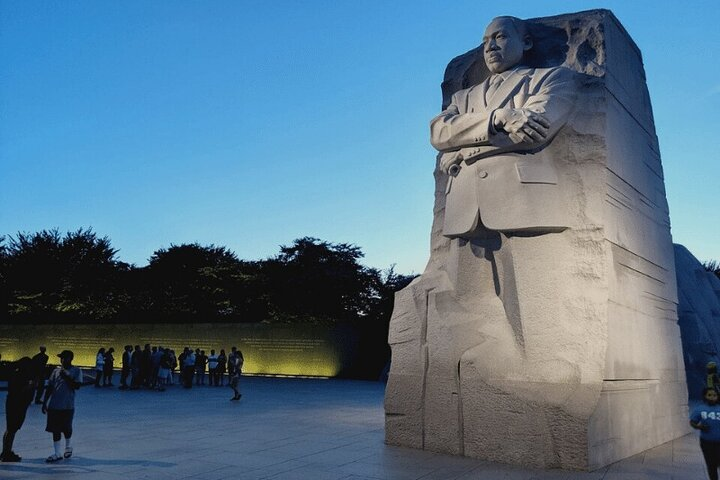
430, 66, 577, 237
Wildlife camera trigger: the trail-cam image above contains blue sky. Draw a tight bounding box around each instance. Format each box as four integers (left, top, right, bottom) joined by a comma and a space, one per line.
1, 1, 718, 274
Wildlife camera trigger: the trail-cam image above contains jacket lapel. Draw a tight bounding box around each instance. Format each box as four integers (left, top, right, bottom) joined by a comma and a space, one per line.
462, 82, 488, 112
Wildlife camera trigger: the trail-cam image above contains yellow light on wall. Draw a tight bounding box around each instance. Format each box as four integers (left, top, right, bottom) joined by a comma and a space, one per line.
0, 323, 351, 378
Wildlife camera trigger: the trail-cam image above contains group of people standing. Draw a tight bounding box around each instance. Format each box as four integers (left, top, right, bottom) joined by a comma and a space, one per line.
1, 343, 245, 464
176, 346, 244, 396
93, 347, 115, 387
93, 343, 244, 398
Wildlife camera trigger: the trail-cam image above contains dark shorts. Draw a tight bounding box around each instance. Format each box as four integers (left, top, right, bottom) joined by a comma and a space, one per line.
6, 397, 31, 432
45, 409, 74, 434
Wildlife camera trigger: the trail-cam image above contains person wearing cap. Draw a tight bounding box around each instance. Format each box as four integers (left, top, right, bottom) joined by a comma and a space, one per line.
42, 350, 83, 463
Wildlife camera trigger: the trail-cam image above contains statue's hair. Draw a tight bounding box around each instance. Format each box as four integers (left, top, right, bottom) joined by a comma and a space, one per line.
491, 16, 530, 40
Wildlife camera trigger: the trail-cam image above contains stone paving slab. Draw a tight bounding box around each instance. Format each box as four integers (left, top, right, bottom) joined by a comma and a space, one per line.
0, 376, 706, 479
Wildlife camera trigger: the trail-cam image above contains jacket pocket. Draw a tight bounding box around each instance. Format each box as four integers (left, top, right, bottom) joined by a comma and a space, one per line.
515, 158, 558, 184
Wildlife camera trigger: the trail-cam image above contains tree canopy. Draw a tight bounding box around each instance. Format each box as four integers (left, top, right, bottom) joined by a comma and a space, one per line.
2, 229, 126, 322
263, 237, 382, 323
0, 230, 416, 327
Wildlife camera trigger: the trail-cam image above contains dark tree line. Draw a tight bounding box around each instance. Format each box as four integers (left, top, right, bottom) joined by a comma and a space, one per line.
0, 229, 417, 379
0, 229, 127, 322
0, 229, 416, 327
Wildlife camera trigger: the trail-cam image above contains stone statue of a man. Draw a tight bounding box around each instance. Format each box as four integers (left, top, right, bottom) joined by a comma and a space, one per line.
427, 15, 585, 392
386, 15, 606, 467
386, 10, 689, 471
431, 16, 577, 237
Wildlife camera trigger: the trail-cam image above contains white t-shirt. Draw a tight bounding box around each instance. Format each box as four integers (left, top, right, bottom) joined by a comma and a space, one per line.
207, 355, 219, 369
47, 366, 83, 410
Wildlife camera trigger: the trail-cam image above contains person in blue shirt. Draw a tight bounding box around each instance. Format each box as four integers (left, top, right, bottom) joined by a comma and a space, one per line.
691, 387, 720, 480
42, 350, 83, 463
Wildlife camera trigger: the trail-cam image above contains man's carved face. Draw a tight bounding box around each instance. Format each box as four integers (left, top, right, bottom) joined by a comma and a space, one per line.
483, 17, 532, 74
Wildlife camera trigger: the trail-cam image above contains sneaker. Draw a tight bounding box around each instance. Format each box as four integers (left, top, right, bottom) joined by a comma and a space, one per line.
46, 454, 62, 463
64, 447, 73, 459
1, 451, 22, 462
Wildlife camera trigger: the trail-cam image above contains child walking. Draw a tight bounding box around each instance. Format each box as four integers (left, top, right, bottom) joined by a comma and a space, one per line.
691, 387, 720, 480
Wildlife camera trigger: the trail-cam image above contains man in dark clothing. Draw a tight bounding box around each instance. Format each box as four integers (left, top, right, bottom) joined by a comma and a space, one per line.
178, 348, 187, 376
182, 348, 195, 388
120, 345, 132, 390
130, 345, 142, 389
32, 346, 49, 404
228, 347, 238, 377
195, 349, 207, 386
103, 347, 115, 387
150, 346, 162, 388
229, 348, 244, 401
141, 344, 152, 388
1, 357, 35, 462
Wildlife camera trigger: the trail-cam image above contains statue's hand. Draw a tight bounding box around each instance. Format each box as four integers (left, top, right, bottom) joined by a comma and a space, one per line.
440, 151, 461, 175
494, 108, 550, 144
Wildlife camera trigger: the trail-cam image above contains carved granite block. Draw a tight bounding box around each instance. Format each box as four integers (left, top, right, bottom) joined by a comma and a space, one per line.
385, 9, 688, 470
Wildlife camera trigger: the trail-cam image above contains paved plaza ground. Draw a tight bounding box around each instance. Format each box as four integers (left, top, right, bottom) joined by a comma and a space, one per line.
0, 375, 706, 479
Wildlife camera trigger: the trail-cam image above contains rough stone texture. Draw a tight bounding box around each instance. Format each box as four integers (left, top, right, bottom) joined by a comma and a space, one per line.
385, 9, 688, 471
674, 244, 720, 401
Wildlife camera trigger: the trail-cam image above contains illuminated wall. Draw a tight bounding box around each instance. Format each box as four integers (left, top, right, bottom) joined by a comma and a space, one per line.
0, 323, 358, 377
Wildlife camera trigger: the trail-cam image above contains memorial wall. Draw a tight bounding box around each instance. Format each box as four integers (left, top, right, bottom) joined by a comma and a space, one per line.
0, 323, 358, 377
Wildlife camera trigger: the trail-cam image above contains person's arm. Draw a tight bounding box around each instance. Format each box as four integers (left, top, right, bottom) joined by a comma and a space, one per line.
690, 410, 710, 432
490, 67, 576, 148
691, 419, 710, 432
61, 368, 82, 390
41, 373, 54, 414
430, 90, 496, 153
431, 68, 577, 174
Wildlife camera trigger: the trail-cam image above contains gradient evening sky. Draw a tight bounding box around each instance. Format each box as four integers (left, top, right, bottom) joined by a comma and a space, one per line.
1, 0, 718, 274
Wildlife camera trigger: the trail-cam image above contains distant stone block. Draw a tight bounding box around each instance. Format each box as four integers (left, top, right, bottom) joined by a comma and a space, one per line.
674, 244, 720, 400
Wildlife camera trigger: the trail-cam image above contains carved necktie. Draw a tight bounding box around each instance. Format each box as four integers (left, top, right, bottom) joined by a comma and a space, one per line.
485, 74, 504, 102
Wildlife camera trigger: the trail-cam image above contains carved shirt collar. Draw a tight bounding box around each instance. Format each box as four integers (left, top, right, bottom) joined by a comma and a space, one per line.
490, 65, 526, 84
